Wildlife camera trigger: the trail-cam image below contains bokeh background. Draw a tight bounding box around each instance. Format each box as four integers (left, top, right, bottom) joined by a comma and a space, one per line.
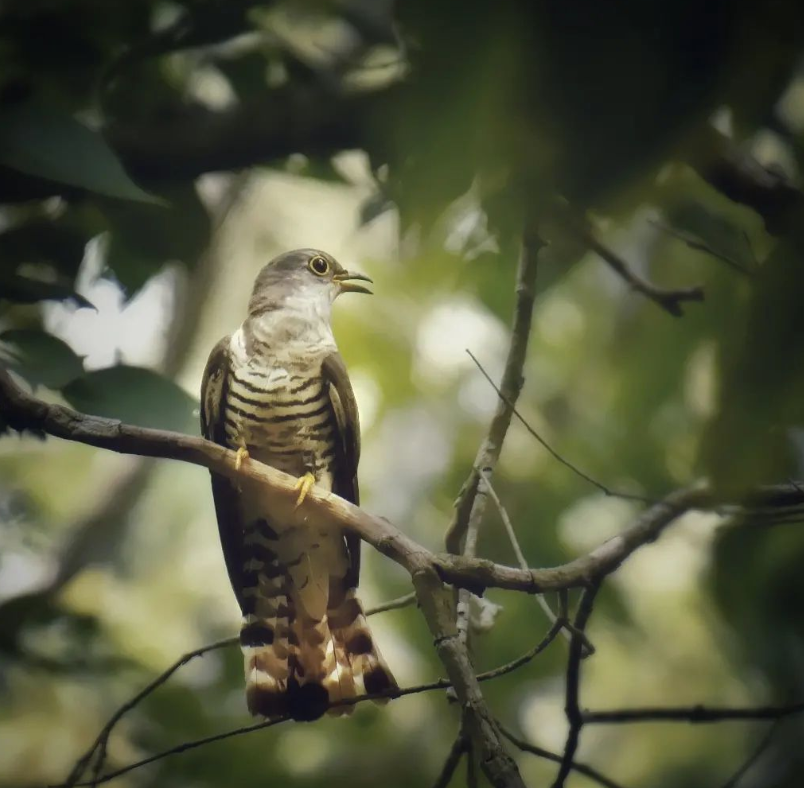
2, 1, 804, 786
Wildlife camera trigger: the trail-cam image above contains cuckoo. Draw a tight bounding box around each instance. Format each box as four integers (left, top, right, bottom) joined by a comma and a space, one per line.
201, 249, 397, 721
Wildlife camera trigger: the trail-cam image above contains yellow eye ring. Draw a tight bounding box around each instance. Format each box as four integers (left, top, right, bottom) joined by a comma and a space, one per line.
309, 256, 330, 276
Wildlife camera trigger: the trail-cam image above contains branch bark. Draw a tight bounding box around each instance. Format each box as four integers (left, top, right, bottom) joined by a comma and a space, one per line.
0, 369, 718, 598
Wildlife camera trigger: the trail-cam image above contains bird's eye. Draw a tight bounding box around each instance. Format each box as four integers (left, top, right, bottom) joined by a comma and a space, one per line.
309, 256, 330, 276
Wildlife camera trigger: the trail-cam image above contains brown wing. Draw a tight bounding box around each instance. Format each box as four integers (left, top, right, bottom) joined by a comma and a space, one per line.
201, 336, 247, 608
321, 352, 362, 587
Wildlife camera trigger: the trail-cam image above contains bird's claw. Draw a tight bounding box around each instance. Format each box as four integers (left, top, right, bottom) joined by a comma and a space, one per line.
294, 472, 316, 508
234, 446, 249, 471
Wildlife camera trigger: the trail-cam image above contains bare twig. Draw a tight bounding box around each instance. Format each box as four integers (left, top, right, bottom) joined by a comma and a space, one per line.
62, 717, 289, 787
446, 230, 541, 555
65, 591, 415, 788
467, 351, 651, 504
583, 701, 804, 724
581, 224, 705, 316
500, 725, 627, 788
446, 233, 541, 647
71, 653, 556, 788
432, 735, 468, 788
720, 721, 781, 788
552, 582, 601, 788
480, 470, 592, 651
366, 591, 417, 616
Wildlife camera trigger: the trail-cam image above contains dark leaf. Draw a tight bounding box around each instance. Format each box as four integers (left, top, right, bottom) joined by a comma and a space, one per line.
360, 192, 394, 226
0, 269, 95, 309
101, 184, 211, 296
0, 219, 88, 280
665, 201, 756, 274
61, 366, 197, 433
0, 100, 160, 203
0, 329, 85, 390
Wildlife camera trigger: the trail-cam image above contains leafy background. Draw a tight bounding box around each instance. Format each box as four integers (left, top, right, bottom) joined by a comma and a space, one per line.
1, 1, 804, 786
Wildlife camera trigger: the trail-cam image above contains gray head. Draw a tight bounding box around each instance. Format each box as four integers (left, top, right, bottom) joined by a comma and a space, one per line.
248, 249, 373, 317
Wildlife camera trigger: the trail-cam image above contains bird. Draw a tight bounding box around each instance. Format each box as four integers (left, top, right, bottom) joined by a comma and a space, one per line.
200, 248, 397, 722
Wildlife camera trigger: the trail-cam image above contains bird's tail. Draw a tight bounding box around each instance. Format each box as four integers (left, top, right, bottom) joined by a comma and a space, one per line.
240, 528, 396, 720
325, 579, 398, 710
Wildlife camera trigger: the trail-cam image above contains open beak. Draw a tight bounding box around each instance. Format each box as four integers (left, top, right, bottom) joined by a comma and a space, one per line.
333, 269, 373, 295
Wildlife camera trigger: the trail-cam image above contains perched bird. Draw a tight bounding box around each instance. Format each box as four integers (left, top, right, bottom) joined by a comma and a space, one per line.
200, 249, 397, 721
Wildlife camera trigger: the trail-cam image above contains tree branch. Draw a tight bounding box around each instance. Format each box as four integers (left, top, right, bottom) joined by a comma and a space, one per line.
412, 566, 526, 788
499, 725, 627, 788
0, 369, 717, 597
432, 734, 468, 788
583, 701, 804, 724
580, 224, 705, 317
64, 592, 414, 788
446, 230, 541, 555
552, 583, 601, 788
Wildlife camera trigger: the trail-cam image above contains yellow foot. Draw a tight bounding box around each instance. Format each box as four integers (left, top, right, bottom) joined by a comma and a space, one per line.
234, 446, 250, 471
294, 472, 316, 508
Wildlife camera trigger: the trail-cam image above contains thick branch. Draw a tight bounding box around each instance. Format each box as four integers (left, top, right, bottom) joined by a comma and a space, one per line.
412, 566, 526, 788
0, 369, 717, 597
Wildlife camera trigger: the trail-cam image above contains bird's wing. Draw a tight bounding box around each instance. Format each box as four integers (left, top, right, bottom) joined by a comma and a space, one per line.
321, 352, 362, 586
201, 335, 246, 608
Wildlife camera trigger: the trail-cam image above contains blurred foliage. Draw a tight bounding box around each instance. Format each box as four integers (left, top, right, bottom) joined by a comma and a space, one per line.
1, 1, 804, 787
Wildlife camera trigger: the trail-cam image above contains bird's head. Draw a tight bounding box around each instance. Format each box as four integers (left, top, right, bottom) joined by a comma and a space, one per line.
248, 249, 373, 318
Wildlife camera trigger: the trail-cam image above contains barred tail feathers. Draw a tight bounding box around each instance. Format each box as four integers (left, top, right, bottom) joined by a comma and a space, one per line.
240, 524, 395, 719
240, 533, 291, 718
327, 581, 398, 701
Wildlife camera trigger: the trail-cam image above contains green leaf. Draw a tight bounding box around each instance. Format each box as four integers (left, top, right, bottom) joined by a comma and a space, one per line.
101, 184, 211, 296
0, 329, 85, 389
0, 101, 160, 204
61, 366, 198, 433
664, 201, 756, 274
0, 269, 95, 309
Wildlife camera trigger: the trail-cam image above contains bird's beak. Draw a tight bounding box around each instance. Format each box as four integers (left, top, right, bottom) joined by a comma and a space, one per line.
333, 270, 373, 295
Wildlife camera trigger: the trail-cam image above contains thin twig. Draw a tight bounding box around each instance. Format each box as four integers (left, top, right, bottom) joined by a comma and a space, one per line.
476, 617, 565, 681
432, 735, 468, 788
447, 233, 542, 649
500, 725, 627, 788
720, 720, 781, 788
64, 637, 235, 788
583, 700, 804, 724
64, 622, 561, 788
552, 582, 601, 788
366, 591, 417, 616
67, 592, 416, 787
466, 351, 652, 504
580, 223, 705, 317
62, 717, 289, 787
479, 469, 595, 653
